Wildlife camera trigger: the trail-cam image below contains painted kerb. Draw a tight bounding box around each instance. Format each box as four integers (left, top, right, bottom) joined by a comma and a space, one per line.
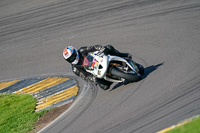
0, 77, 79, 111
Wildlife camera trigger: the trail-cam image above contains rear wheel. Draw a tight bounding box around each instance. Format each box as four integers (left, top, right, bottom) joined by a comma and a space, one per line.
109, 66, 142, 82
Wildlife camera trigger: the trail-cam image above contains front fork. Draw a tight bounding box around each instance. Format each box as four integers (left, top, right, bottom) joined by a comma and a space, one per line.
127, 60, 139, 73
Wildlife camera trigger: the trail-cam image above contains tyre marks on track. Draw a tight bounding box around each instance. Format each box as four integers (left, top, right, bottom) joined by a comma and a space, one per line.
79, 56, 148, 133
40, 81, 98, 133
59, 82, 98, 133
103, 76, 200, 133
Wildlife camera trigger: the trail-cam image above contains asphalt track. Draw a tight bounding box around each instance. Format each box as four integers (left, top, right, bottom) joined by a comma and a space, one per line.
0, 0, 200, 133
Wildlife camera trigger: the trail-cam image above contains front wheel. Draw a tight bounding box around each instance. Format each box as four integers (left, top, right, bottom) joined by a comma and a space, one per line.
135, 63, 144, 75
109, 66, 142, 82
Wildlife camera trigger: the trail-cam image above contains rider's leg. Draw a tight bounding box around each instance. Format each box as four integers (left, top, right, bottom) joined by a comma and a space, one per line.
104, 45, 132, 60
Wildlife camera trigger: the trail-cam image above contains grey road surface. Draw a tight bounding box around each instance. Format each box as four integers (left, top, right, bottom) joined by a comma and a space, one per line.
1, 0, 200, 133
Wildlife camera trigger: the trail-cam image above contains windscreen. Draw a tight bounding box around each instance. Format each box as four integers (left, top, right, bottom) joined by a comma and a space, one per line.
82, 55, 94, 70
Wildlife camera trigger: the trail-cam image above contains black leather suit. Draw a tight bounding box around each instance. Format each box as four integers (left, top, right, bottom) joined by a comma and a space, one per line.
72, 44, 131, 90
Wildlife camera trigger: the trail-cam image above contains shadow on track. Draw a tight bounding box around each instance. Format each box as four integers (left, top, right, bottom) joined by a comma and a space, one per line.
142, 62, 164, 79
110, 63, 164, 91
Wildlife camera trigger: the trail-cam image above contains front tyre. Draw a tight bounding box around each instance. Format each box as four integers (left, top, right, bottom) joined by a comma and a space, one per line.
135, 63, 144, 75
109, 66, 142, 82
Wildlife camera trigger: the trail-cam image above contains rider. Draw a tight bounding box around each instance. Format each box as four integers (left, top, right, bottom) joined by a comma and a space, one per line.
63, 44, 132, 90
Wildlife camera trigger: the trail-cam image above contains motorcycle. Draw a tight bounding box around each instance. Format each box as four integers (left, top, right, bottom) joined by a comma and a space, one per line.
82, 51, 144, 83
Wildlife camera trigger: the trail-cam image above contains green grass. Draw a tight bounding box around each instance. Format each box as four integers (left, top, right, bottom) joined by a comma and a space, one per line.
167, 116, 200, 133
0, 93, 48, 133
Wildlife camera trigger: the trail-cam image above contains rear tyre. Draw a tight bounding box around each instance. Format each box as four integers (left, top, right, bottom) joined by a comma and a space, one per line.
109, 66, 142, 82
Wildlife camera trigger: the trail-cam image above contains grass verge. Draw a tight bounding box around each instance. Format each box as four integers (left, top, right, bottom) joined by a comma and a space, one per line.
167, 116, 200, 133
0, 93, 48, 133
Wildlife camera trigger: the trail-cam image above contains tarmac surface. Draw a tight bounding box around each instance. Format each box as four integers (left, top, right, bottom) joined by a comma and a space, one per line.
0, 0, 200, 133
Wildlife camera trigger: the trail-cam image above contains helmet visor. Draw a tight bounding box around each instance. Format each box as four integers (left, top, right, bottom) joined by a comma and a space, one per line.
66, 49, 77, 63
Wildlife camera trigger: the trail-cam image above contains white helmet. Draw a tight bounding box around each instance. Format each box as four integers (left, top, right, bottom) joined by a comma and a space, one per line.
63, 46, 79, 65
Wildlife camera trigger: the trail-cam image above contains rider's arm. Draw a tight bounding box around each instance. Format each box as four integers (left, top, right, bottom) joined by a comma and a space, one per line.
72, 65, 89, 79
72, 65, 96, 82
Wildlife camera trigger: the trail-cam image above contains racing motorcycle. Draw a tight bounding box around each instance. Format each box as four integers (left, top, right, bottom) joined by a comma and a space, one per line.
82, 51, 144, 83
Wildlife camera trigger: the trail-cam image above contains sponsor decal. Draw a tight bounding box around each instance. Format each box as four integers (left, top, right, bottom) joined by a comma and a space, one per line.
98, 70, 101, 75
